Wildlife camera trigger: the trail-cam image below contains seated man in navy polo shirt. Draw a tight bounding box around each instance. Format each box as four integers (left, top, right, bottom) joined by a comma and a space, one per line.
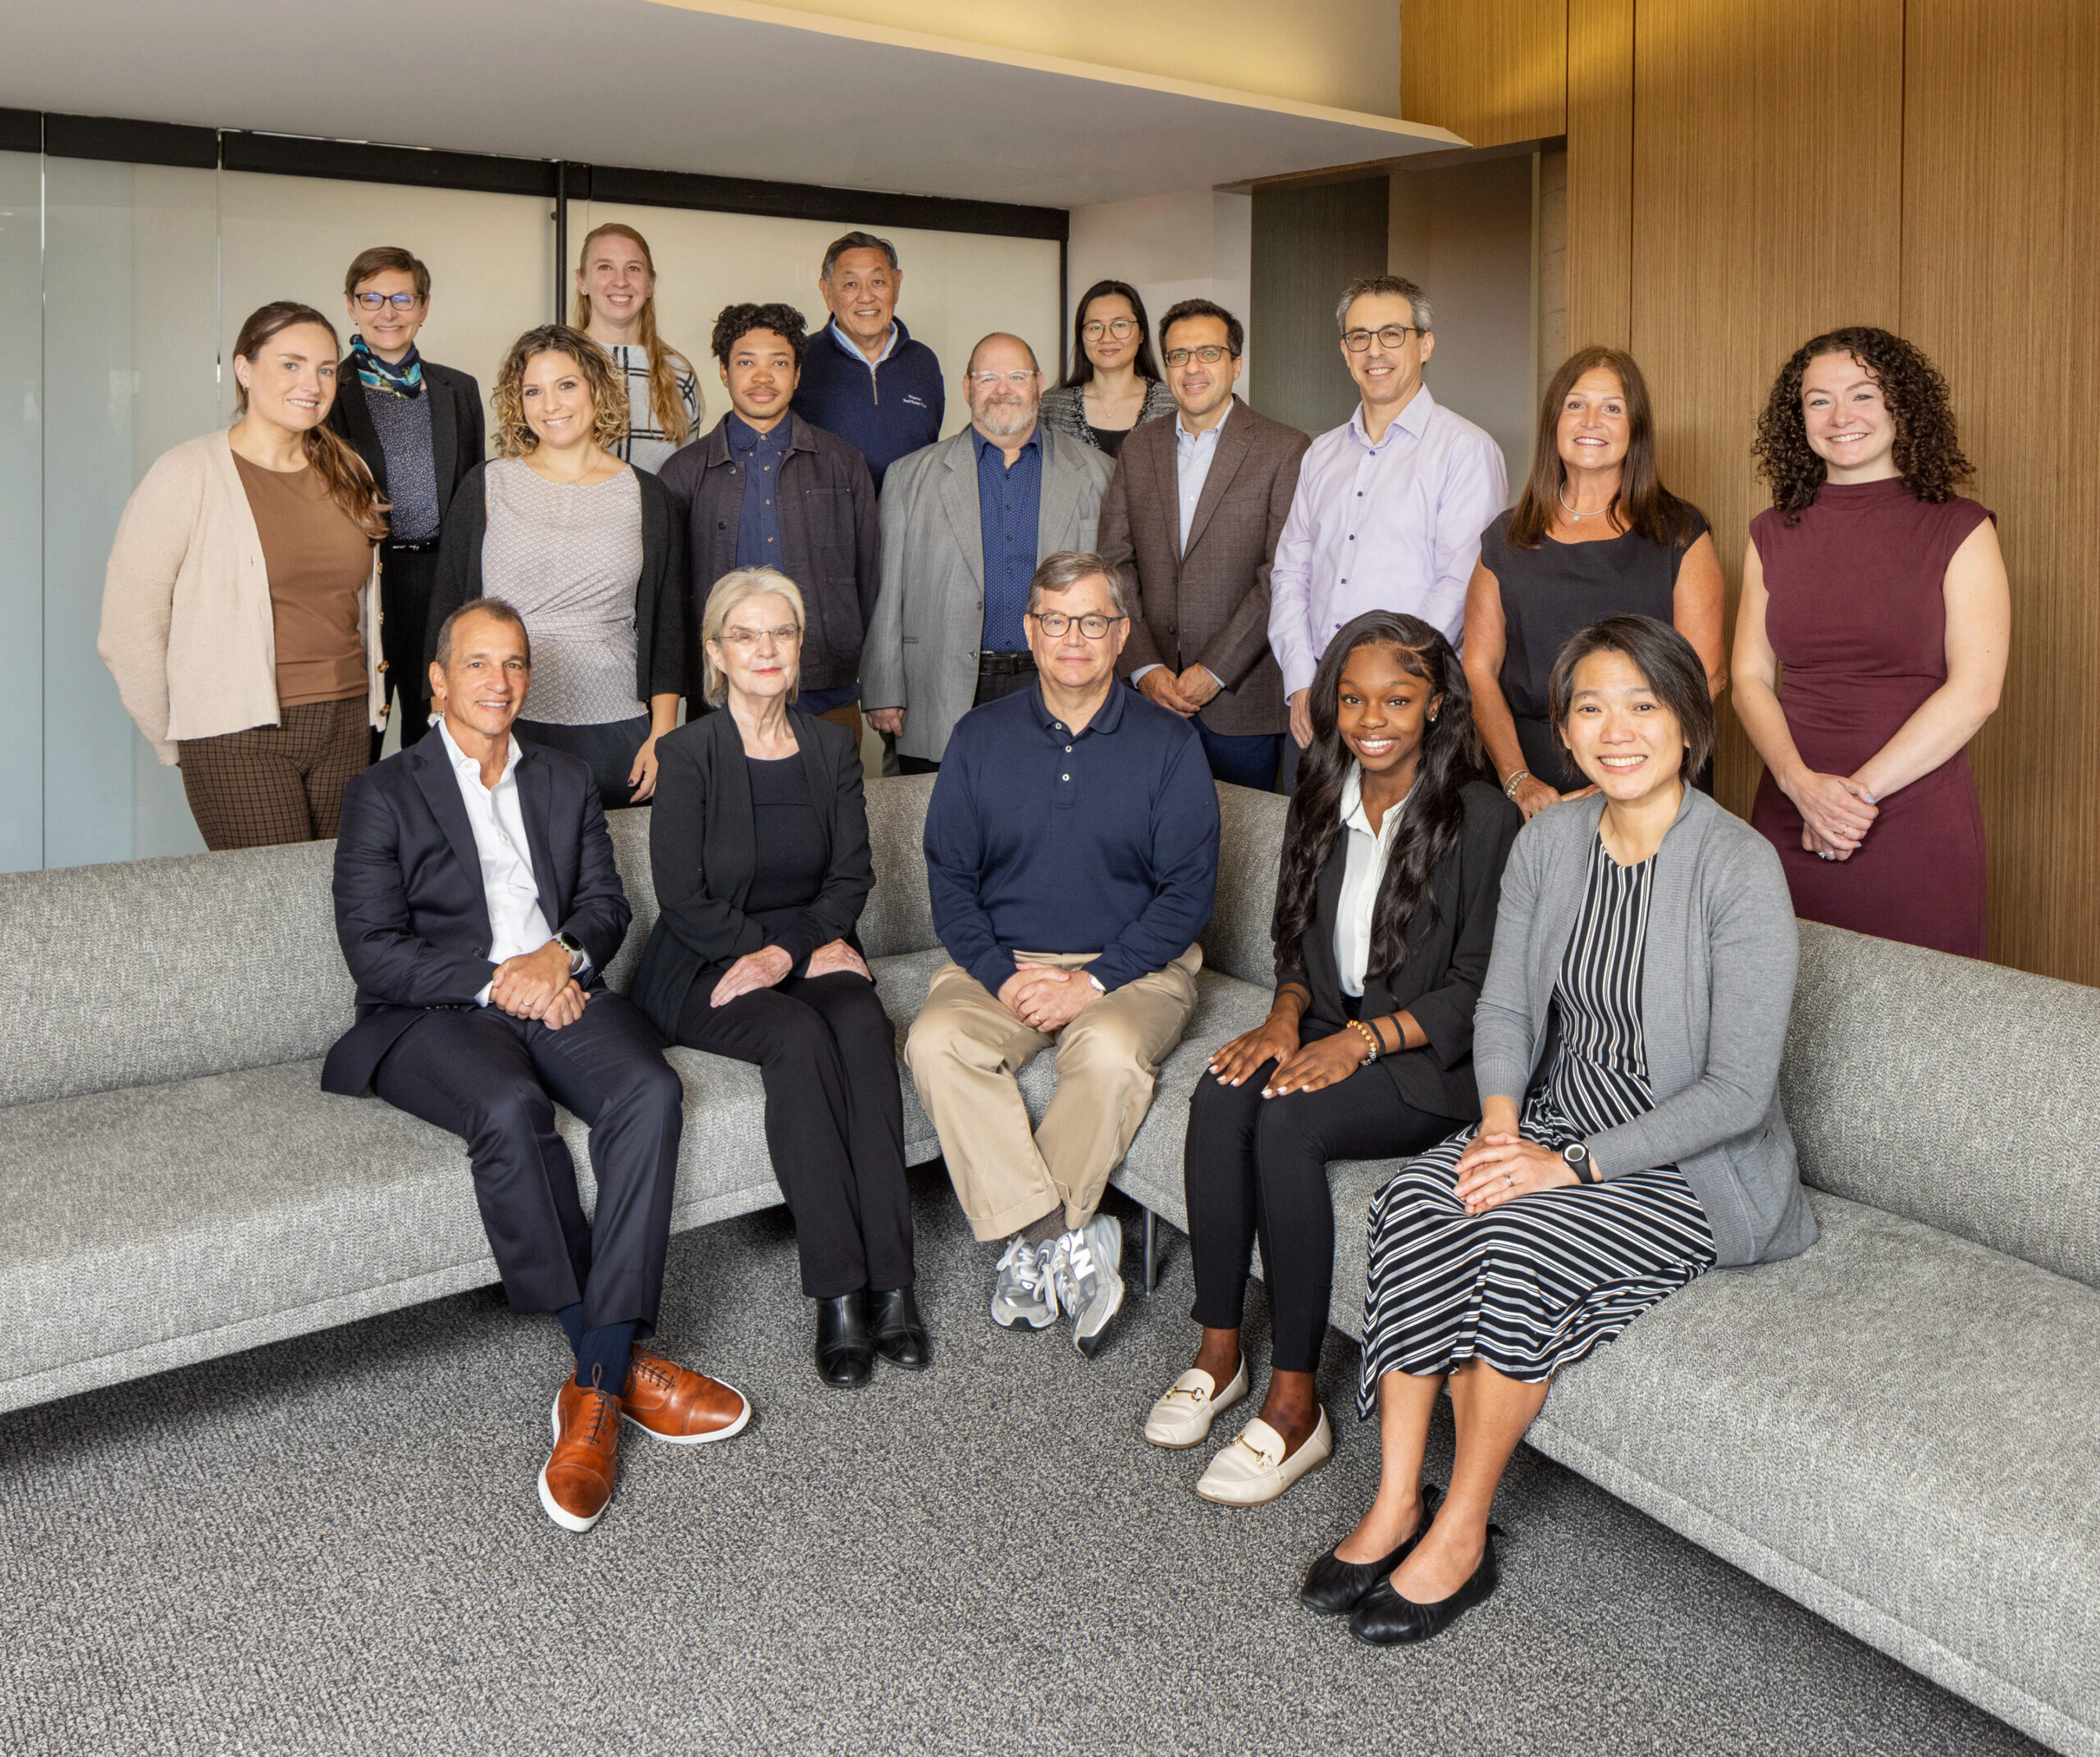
909, 551, 1221, 1357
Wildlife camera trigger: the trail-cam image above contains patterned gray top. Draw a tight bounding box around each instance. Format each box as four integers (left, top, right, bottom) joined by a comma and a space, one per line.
605, 344, 703, 474
481, 459, 646, 727
363, 383, 440, 542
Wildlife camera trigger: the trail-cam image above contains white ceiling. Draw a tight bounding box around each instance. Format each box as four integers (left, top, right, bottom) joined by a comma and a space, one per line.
0, 0, 1460, 210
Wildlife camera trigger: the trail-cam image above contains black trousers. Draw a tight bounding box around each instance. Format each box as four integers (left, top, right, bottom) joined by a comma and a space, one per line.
374, 992, 684, 1336
677, 967, 913, 1298
1185, 1052, 1451, 1374
373, 545, 441, 764
515, 714, 653, 815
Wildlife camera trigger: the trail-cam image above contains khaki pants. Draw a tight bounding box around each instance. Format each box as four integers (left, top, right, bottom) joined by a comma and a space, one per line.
906, 946, 1203, 1241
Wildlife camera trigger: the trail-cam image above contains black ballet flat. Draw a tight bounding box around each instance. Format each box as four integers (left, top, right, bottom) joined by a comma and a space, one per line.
1349, 1524, 1501, 1646
1299, 1484, 1445, 1615
814, 1290, 874, 1388
870, 1285, 932, 1369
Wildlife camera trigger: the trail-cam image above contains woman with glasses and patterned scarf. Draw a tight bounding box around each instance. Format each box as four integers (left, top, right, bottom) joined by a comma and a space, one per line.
1040, 278, 1176, 460
326, 246, 487, 755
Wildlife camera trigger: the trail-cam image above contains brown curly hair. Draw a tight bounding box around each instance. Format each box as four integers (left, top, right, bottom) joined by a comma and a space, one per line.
491, 325, 629, 459
1752, 326, 1972, 524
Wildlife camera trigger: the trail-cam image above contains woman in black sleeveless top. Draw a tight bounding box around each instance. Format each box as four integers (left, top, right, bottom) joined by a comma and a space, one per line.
1463, 348, 1725, 817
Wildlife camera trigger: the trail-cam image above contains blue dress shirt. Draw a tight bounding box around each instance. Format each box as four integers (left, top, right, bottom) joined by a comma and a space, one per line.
924, 682, 1220, 994
973, 428, 1043, 652
728, 412, 792, 570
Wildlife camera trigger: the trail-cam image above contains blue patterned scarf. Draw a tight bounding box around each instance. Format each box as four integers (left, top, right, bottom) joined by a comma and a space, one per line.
349, 333, 424, 400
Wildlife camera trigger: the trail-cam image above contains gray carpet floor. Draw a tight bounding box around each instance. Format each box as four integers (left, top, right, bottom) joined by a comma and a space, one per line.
0, 1167, 2039, 1757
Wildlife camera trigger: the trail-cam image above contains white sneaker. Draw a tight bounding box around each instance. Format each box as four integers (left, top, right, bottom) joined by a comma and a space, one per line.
1052, 1214, 1125, 1358
1195, 1409, 1334, 1506
990, 1237, 1060, 1330
1144, 1357, 1250, 1449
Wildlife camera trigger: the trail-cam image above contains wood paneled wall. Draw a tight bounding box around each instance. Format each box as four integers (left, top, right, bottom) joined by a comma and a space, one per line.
1399, 0, 2100, 986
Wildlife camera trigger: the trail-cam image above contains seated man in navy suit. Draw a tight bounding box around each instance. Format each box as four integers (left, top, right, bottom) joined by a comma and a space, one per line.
324, 597, 748, 1533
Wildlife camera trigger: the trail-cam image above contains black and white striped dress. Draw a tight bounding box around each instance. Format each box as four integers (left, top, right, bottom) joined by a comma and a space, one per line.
1357, 834, 1717, 1415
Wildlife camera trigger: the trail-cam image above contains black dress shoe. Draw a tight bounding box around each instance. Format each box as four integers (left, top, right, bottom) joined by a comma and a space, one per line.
1299, 1484, 1445, 1615
1349, 1525, 1501, 1646
870, 1286, 932, 1369
814, 1290, 874, 1388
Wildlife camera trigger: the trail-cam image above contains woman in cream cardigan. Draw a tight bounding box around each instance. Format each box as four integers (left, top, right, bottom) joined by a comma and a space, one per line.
100, 301, 389, 850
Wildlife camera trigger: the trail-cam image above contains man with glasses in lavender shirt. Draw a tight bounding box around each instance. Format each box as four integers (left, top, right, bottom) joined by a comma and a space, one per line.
1267, 275, 1507, 790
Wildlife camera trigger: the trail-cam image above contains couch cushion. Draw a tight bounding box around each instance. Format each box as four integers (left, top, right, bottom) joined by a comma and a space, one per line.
1199, 783, 1289, 987
1784, 923, 2100, 1290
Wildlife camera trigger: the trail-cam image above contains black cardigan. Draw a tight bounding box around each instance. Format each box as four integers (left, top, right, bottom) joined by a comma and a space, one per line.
425, 459, 688, 707
1273, 778, 1522, 1123
325, 358, 486, 532
629, 708, 874, 1038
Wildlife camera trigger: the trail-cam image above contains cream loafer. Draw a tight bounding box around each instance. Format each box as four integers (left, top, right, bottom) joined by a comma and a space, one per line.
1143, 1358, 1249, 1449
1194, 1408, 1333, 1506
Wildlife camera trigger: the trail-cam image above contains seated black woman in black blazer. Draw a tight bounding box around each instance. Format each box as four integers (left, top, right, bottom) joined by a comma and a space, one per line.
1144, 609, 1521, 1508
629, 566, 926, 1389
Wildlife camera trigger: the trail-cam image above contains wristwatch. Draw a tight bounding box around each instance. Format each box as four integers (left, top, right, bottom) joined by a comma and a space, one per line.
556, 932, 588, 977
1561, 1142, 1596, 1184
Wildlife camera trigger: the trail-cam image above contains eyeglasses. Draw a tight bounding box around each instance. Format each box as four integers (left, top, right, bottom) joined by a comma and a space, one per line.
1164, 345, 1234, 367
718, 624, 801, 649
1082, 317, 1139, 340
969, 370, 1039, 387
1029, 610, 1126, 640
1343, 324, 1419, 353
354, 291, 422, 311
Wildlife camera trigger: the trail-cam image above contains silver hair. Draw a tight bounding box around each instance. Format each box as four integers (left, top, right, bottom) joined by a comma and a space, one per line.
1335, 274, 1432, 335
1026, 550, 1129, 618
701, 567, 806, 708
435, 596, 530, 669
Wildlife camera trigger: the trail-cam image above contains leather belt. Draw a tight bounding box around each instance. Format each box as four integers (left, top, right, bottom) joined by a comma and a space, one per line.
386, 537, 441, 554
978, 650, 1036, 677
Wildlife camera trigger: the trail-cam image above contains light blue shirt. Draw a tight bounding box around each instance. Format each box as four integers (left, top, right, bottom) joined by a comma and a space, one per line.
1175, 400, 1231, 553
830, 320, 899, 378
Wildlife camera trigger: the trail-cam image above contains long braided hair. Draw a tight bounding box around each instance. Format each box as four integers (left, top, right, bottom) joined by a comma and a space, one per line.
1271, 611, 1484, 983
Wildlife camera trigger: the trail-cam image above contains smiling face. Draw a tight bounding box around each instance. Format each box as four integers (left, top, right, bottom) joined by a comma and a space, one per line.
1563, 647, 1687, 805
1340, 290, 1432, 415
347, 268, 427, 363
234, 321, 340, 436
579, 235, 654, 331
1335, 641, 1438, 786
1557, 366, 1630, 478
518, 350, 598, 454
720, 328, 800, 428
1800, 349, 1898, 481
708, 591, 802, 706
966, 335, 1042, 442
1162, 314, 1243, 424
1025, 573, 1127, 696
821, 247, 901, 350
431, 609, 531, 742
1080, 292, 1141, 375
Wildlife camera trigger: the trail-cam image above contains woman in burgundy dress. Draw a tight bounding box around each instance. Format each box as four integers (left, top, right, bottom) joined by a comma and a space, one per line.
1732, 326, 2010, 958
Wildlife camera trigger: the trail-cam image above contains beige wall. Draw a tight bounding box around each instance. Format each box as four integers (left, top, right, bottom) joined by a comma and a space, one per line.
756, 0, 1402, 116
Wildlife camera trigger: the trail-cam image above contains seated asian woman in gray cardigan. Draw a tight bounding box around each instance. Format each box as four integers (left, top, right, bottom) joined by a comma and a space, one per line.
1307, 613, 1815, 1649
628, 568, 924, 1391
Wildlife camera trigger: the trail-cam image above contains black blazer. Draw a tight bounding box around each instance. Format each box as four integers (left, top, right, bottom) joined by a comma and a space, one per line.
322, 730, 633, 1096
656, 413, 881, 709
426, 459, 689, 710
629, 708, 874, 1040
325, 359, 486, 532
1273, 779, 1522, 1122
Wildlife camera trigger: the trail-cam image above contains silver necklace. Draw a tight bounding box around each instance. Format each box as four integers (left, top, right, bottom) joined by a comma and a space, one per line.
1558, 486, 1607, 523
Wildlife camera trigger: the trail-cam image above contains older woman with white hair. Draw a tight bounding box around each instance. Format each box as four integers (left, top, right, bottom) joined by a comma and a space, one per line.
630, 567, 925, 1387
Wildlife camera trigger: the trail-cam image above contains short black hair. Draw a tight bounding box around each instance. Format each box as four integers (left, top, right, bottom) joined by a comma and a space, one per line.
711, 303, 808, 368
434, 596, 531, 669
820, 230, 899, 279
1547, 614, 1714, 782
1158, 299, 1244, 358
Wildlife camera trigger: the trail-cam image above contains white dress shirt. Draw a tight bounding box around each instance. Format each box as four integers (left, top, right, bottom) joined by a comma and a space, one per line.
1335, 763, 1411, 997
437, 720, 556, 1006
1132, 404, 1234, 689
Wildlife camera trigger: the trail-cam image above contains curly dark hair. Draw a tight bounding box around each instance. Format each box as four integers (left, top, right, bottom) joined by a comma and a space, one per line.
1271, 611, 1485, 987
711, 301, 808, 367
1752, 326, 1971, 524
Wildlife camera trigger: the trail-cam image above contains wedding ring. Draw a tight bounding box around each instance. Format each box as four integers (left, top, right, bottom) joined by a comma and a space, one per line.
1504, 1172, 1514, 1189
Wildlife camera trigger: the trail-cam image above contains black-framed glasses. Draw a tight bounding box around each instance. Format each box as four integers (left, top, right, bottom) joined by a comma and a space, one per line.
1081, 317, 1139, 340
1029, 610, 1126, 640
1164, 345, 1234, 367
354, 291, 422, 311
1343, 324, 1419, 352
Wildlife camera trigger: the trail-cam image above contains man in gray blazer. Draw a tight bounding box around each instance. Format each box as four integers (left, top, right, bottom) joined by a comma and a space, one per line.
1099, 299, 1308, 792
863, 334, 1114, 770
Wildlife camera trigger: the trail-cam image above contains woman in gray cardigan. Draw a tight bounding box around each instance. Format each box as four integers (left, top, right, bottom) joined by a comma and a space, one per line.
1304, 614, 1816, 1647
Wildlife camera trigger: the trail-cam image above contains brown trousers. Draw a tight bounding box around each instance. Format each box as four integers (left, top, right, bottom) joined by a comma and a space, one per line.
176, 696, 370, 851
905, 946, 1203, 1240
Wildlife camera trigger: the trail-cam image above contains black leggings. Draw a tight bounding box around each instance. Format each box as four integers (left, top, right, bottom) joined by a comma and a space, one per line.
676, 967, 913, 1299
1184, 1055, 1451, 1374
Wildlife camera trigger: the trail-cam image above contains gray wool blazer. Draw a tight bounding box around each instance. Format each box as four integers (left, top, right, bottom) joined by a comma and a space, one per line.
861, 422, 1113, 763
1473, 786, 1818, 1269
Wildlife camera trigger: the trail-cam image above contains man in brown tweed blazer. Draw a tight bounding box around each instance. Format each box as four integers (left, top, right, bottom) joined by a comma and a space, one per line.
1098, 299, 1309, 792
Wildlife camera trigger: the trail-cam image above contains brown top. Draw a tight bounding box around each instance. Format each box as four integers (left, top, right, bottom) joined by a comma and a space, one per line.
233, 450, 372, 707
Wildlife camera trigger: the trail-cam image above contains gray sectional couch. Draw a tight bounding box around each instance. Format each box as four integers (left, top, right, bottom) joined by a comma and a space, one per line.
2, 777, 2093, 1754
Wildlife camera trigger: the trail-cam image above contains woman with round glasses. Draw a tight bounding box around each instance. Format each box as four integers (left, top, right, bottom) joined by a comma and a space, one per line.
1041, 278, 1175, 459
632, 567, 924, 1390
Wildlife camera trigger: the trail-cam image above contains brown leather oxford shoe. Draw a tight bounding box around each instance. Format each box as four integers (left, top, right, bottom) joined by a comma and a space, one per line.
620, 1348, 752, 1446
538, 1380, 622, 1532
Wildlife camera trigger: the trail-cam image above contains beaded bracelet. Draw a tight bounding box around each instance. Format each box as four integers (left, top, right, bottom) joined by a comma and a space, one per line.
1346, 1019, 1382, 1063
1504, 769, 1531, 801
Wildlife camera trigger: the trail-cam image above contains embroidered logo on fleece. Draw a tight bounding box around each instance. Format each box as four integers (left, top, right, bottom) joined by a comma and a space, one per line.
902, 395, 929, 409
